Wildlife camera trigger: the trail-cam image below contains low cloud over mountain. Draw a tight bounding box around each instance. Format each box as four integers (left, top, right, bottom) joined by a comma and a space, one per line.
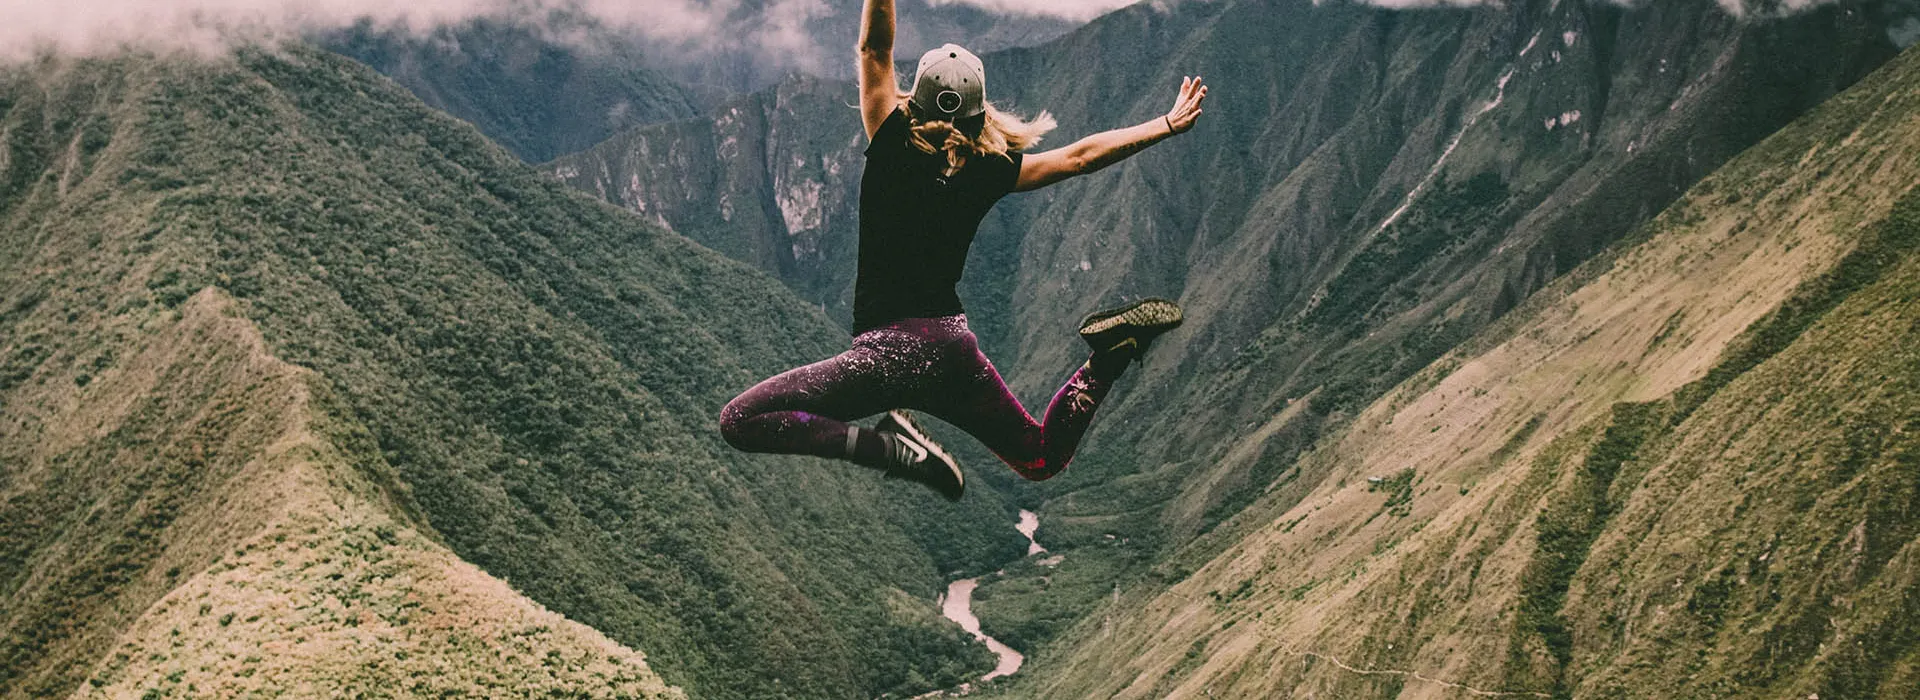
2, 0, 837, 60
927, 0, 1142, 21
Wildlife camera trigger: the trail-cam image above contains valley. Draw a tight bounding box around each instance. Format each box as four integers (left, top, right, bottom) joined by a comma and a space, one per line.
4, 0, 1920, 698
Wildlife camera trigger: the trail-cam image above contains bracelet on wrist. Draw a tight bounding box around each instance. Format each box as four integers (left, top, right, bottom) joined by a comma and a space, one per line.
1164, 115, 1177, 135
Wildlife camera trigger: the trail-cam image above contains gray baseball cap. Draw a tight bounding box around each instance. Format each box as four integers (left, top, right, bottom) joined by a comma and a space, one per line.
911, 44, 986, 122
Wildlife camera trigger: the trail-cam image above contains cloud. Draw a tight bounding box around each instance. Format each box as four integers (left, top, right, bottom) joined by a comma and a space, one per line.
0, 0, 783, 61
1341, 0, 1846, 12
925, 0, 1144, 22
1894, 16, 1920, 47
1344, 0, 1488, 7
0, 0, 1897, 65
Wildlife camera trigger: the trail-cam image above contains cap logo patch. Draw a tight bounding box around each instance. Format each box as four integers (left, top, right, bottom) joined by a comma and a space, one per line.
937, 90, 964, 114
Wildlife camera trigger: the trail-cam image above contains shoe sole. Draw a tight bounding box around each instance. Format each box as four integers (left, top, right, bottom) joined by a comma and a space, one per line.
1080, 298, 1184, 338
880, 410, 964, 501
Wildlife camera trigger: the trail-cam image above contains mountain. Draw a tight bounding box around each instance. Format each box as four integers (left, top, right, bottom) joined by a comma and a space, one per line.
325, 19, 700, 163
551, 0, 1899, 503
609, 0, 1078, 101
2, 281, 687, 699
544, 0, 1913, 685
0, 47, 1023, 700
324, 2, 1076, 163
547, 73, 867, 317
1015, 37, 1920, 699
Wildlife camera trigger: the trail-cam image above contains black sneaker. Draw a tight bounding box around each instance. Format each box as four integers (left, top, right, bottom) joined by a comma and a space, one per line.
875, 410, 964, 501
1079, 298, 1184, 360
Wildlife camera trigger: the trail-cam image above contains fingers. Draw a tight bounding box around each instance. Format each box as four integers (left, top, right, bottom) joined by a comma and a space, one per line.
1168, 76, 1210, 134
1180, 76, 1206, 108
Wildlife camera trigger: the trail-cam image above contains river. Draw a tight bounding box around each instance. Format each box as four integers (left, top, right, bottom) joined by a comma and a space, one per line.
937, 509, 1044, 684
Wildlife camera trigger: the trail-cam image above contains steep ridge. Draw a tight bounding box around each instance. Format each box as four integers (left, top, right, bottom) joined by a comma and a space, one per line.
2, 287, 681, 698
0, 49, 1014, 699
547, 0, 1905, 654
1011, 41, 1920, 699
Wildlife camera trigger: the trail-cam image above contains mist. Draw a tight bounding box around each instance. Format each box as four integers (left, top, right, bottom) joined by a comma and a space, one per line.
926, 0, 1143, 21
3, 0, 1900, 68
0, 0, 818, 61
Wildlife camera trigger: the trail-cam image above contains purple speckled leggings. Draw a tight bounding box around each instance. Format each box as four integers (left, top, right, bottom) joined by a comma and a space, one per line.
718, 315, 1119, 481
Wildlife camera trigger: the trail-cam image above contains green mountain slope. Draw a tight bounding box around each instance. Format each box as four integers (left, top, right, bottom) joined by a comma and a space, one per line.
1013, 40, 1920, 699
2, 287, 681, 699
0, 48, 1017, 700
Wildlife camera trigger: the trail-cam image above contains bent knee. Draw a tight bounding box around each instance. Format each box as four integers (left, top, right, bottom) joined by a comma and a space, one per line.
717, 397, 756, 451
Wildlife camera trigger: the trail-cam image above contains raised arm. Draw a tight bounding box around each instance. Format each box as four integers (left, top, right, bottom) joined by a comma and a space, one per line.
1015, 76, 1208, 192
858, 0, 901, 139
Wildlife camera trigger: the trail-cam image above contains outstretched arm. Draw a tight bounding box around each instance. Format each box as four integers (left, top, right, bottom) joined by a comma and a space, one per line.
858, 0, 900, 139
1015, 76, 1208, 192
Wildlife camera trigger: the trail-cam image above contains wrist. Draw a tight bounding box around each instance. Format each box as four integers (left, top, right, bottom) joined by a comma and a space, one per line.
1163, 115, 1178, 136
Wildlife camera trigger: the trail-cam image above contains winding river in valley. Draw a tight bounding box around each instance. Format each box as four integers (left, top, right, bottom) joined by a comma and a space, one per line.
939, 509, 1046, 683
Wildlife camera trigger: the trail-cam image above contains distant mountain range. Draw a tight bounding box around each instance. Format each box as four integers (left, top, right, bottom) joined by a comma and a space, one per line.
324, 18, 701, 163
323, 2, 1077, 162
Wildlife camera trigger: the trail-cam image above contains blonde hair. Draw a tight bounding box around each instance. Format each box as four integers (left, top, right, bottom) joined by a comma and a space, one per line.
902, 97, 1057, 176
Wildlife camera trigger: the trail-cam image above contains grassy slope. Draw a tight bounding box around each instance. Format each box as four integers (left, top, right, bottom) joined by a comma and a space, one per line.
58, 290, 679, 699
1004, 43, 1920, 700
0, 49, 1010, 700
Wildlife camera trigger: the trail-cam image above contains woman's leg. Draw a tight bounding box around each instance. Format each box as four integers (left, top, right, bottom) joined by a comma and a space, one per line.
927, 332, 1126, 482
718, 327, 946, 464
718, 349, 899, 464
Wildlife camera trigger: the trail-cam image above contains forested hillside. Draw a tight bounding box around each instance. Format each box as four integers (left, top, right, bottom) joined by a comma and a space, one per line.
0, 47, 1022, 700
1017, 39, 1920, 699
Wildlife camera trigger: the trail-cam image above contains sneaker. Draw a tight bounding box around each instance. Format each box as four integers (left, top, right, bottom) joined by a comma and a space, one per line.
1079, 298, 1184, 360
875, 410, 964, 501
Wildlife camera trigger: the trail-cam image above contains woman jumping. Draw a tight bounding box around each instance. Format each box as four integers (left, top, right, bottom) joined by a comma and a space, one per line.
718, 0, 1209, 500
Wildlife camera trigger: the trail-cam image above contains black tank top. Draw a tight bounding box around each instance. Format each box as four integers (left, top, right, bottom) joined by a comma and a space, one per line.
852, 108, 1024, 332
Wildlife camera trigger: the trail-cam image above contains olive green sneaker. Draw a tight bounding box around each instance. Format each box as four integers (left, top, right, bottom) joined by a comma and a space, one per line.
1079, 298, 1184, 361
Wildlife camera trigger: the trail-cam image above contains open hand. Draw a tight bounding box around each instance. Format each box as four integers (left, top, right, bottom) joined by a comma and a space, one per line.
1166, 76, 1208, 134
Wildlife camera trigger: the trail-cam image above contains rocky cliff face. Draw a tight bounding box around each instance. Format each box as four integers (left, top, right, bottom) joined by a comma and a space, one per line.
549, 74, 868, 318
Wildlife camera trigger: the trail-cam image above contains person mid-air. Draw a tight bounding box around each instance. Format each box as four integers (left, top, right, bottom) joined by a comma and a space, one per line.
719, 0, 1209, 500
